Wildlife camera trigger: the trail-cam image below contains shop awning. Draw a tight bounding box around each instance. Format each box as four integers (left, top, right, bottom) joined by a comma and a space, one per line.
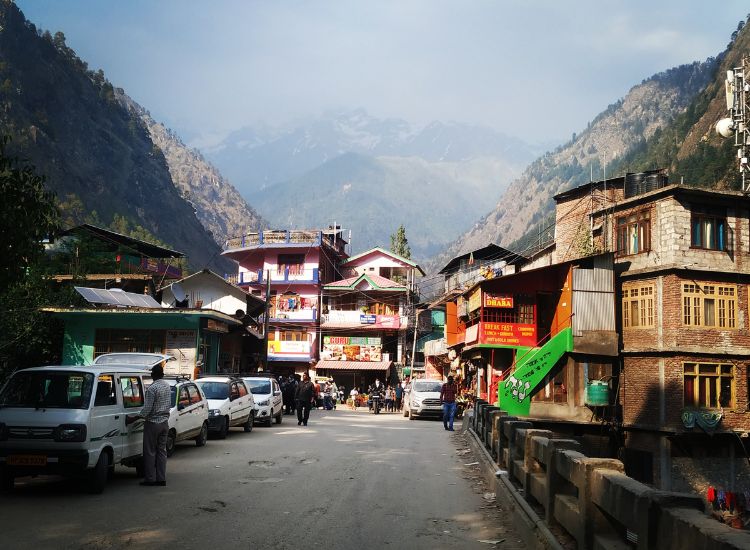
316, 360, 392, 371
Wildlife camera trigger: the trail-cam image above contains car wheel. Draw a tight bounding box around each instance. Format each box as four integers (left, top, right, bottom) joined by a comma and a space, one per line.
195, 422, 208, 447
409, 411, 416, 420
275, 411, 283, 424
217, 416, 229, 439
244, 412, 254, 433
87, 450, 110, 494
166, 429, 177, 457
0, 466, 14, 493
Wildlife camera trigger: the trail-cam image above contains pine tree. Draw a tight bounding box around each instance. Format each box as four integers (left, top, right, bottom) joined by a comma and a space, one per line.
390, 224, 411, 259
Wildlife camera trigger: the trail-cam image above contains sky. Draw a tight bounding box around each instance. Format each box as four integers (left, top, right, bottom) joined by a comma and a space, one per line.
15, 0, 750, 148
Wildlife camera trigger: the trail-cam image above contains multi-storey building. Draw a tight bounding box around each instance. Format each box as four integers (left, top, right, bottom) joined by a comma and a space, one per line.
222, 228, 349, 375
317, 248, 423, 392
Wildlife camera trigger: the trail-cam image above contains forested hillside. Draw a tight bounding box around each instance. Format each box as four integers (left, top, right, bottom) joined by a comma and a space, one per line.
0, 1, 232, 271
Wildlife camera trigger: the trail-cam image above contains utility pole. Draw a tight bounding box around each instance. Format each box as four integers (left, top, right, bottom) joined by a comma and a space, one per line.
262, 269, 271, 371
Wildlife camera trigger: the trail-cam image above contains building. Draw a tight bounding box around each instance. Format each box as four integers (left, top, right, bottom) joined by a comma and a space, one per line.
222, 228, 349, 376
46, 223, 184, 294
316, 247, 424, 391
552, 174, 750, 492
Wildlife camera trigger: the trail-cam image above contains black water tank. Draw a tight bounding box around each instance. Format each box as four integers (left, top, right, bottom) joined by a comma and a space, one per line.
624, 172, 646, 198
643, 172, 667, 193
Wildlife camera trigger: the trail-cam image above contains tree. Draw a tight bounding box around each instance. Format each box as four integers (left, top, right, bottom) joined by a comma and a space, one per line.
0, 136, 60, 290
390, 224, 411, 259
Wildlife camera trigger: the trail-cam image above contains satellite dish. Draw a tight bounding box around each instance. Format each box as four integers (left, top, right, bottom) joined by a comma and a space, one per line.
716, 118, 735, 139
170, 282, 187, 303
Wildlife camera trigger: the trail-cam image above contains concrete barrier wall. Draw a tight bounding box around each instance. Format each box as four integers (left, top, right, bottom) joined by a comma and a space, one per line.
468, 414, 750, 550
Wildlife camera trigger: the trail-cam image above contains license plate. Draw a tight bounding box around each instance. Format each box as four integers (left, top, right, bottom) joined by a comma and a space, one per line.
8, 455, 47, 466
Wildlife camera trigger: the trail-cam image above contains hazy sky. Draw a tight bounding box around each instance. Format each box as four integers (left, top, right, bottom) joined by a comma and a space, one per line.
16, 1, 750, 147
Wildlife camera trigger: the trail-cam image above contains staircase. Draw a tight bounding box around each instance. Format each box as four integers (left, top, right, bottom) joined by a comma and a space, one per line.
498, 327, 573, 416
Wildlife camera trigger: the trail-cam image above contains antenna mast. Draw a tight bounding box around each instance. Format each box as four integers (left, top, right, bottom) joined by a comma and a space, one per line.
716, 55, 750, 193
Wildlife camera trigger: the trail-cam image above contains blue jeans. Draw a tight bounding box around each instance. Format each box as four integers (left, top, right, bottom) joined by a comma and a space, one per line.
442, 402, 457, 430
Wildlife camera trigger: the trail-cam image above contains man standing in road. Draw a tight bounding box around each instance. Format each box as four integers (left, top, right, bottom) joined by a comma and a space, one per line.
295, 373, 315, 426
440, 375, 458, 431
127, 363, 171, 486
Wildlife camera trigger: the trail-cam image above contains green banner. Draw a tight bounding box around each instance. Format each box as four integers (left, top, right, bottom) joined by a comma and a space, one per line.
498, 327, 573, 416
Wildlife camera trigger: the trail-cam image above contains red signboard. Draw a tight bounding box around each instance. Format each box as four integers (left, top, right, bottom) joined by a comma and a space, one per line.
480, 322, 536, 347
484, 294, 514, 308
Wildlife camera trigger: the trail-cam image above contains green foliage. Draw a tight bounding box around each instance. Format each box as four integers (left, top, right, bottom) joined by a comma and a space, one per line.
390, 224, 412, 259
0, 136, 60, 289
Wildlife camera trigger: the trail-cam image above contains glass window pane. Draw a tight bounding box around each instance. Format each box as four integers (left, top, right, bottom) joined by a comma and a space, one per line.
704, 298, 715, 326
684, 376, 695, 406
708, 379, 718, 407
720, 378, 732, 407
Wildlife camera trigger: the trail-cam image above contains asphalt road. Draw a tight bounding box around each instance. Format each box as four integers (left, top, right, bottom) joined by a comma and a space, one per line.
0, 408, 525, 550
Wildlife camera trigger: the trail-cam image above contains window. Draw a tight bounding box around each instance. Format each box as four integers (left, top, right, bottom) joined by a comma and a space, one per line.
682, 284, 736, 328
178, 386, 190, 408
482, 294, 535, 324
276, 330, 307, 342
237, 382, 248, 397
691, 207, 726, 250
94, 329, 165, 356
120, 376, 144, 408
370, 302, 397, 315
94, 375, 117, 407
278, 254, 305, 276
683, 362, 734, 408
188, 384, 202, 404
622, 284, 654, 328
616, 211, 651, 256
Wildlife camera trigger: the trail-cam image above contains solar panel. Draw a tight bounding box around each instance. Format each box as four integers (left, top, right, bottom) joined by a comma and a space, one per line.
75, 287, 161, 308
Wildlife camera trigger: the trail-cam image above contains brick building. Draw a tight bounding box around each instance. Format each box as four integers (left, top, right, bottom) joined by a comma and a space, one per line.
554, 173, 750, 493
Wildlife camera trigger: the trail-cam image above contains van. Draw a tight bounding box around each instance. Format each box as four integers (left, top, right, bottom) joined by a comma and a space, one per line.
0, 365, 152, 493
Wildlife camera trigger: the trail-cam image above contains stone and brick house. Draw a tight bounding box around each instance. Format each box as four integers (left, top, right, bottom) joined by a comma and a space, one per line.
554, 172, 750, 493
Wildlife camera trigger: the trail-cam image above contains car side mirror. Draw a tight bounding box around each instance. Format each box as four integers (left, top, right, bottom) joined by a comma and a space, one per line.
274, 391, 281, 396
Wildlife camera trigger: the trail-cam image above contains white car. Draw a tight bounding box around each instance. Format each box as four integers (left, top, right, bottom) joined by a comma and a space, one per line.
404, 379, 444, 420
242, 376, 283, 426
194, 377, 255, 438
93, 352, 175, 369
0, 365, 151, 493
158, 378, 210, 456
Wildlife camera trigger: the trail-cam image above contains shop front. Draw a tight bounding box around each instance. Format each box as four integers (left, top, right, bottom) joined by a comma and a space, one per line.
47, 308, 243, 377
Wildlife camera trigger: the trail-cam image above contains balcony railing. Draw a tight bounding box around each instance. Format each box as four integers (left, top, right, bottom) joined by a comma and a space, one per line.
234, 267, 319, 285
224, 230, 324, 250
271, 308, 317, 322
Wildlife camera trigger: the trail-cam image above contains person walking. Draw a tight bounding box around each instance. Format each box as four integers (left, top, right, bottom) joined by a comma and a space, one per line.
440, 375, 459, 431
295, 373, 315, 426
395, 382, 403, 412
127, 363, 171, 486
385, 385, 394, 412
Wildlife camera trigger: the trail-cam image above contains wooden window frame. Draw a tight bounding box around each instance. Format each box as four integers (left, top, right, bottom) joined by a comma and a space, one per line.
683, 362, 734, 409
690, 208, 727, 251
622, 284, 655, 328
616, 211, 651, 257
682, 284, 736, 329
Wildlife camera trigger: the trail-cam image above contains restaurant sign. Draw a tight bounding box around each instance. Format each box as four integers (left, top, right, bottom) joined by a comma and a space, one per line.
484, 294, 514, 308
321, 335, 382, 361
480, 322, 536, 347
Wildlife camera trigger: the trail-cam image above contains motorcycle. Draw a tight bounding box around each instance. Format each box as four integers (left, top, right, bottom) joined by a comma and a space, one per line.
370, 392, 383, 414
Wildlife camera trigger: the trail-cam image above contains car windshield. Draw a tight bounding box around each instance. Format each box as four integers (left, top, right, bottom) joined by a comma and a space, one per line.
0, 371, 95, 409
413, 381, 442, 392
244, 379, 271, 395
196, 381, 229, 400
93, 353, 168, 368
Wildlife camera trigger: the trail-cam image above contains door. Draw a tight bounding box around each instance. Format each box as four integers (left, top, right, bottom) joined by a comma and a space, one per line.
187, 384, 207, 433
118, 375, 146, 459
175, 385, 194, 440
271, 379, 283, 412
90, 373, 123, 463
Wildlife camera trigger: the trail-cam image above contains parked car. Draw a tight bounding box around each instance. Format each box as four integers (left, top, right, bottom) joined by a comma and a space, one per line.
93, 352, 175, 370
194, 377, 255, 438
404, 379, 444, 420
242, 376, 283, 426
0, 365, 151, 493
144, 377, 209, 456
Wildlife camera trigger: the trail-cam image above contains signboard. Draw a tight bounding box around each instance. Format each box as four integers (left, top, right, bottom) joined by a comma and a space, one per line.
360, 314, 376, 324
321, 335, 382, 361
268, 340, 311, 358
164, 330, 197, 376
468, 289, 482, 313
480, 322, 537, 347
484, 294, 514, 308
206, 319, 229, 333
465, 324, 479, 344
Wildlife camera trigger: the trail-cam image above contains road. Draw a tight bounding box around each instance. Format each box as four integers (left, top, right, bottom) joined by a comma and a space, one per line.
0, 408, 525, 550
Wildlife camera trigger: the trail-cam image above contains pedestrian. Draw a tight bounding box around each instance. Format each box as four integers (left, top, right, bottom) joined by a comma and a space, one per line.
385, 385, 394, 412
324, 381, 333, 410
395, 382, 403, 411
126, 363, 171, 486
440, 375, 459, 431
295, 373, 315, 426
349, 387, 359, 409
